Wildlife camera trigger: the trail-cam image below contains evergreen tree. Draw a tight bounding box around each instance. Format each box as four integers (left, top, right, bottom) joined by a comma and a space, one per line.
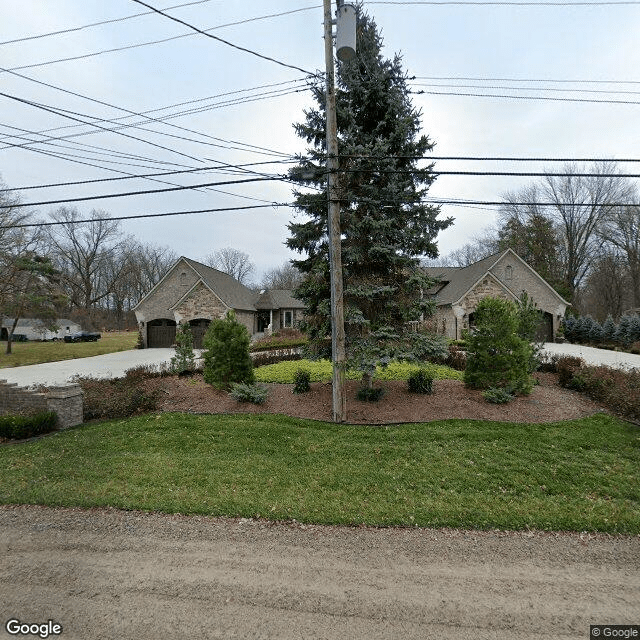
287, 9, 452, 383
464, 298, 534, 394
601, 314, 617, 343
202, 311, 254, 390
170, 321, 196, 374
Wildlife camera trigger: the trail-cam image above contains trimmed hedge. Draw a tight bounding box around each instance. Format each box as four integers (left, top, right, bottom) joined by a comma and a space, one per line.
0, 411, 58, 440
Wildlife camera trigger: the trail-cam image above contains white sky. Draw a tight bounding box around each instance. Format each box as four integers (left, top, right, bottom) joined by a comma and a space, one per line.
1, 0, 639, 280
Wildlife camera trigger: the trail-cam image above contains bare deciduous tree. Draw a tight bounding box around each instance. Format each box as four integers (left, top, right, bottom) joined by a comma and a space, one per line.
47, 207, 125, 310
502, 162, 634, 300
260, 262, 304, 290
598, 199, 640, 309
204, 247, 255, 285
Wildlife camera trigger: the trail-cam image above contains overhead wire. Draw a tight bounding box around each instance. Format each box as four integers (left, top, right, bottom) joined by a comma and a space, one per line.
0, 66, 306, 159
129, 0, 316, 76
7, 176, 287, 209
1, 203, 297, 229
0, 0, 216, 46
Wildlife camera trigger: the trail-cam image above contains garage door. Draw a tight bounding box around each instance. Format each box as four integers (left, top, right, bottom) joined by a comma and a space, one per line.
147, 319, 176, 348
189, 319, 211, 349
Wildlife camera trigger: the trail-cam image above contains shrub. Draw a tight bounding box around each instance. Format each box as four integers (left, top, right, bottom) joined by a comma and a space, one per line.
170, 322, 196, 374
356, 386, 385, 402
124, 363, 171, 380
293, 369, 311, 394
407, 369, 434, 394
229, 382, 269, 405
0, 411, 58, 440
446, 344, 467, 371
464, 298, 534, 395
574, 365, 640, 422
77, 375, 160, 420
556, 356, 585, 388
482, 387, 514, 404
203, 311, 254, 390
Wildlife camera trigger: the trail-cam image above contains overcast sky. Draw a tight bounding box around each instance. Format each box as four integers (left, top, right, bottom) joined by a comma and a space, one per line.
2, 0, 639, 281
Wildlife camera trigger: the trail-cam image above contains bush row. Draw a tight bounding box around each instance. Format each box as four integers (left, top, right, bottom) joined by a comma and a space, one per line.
556, 356, 640, 422
0, 411, 58, 440
77, 375, 160, 421
563, 313, 640, 350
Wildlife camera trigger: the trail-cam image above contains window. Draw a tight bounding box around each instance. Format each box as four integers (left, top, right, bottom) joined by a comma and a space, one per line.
283, 310, 293, 328
505, 266, 513, 280
180, 272, 188, 286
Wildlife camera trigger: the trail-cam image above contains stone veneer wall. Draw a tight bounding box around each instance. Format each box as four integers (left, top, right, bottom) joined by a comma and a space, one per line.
0, 380, 83, 429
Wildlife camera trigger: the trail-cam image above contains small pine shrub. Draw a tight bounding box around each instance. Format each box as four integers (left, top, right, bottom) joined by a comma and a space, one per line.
407, 369, 434, 394
356, 386, 385, 402
0, 411, 58, 440
293, 369, 311, 394
170, 322, 196, 374
203, 311, 254, 390
229, 382, 269, 404
464, 298, 534, 394
482, 387, 514, 404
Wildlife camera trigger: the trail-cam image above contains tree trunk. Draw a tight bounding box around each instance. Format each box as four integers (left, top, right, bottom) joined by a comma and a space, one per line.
6, 316, 19, 355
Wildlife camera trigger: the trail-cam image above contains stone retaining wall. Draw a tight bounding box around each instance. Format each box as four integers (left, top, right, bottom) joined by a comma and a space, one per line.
0, 380, 83, 429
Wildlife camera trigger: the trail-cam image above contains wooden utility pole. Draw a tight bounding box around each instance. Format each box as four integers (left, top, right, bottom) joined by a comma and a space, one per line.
323, 0, 347, 423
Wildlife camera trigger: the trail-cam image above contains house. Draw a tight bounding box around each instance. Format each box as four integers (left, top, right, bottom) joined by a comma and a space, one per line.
0, 318, 82, 341
133, 257, 305, 348
423, 249, 570, 342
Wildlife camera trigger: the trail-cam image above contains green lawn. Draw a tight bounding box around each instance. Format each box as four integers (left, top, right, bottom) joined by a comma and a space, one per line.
0, 331, 138, 368
1, 412, 638, 533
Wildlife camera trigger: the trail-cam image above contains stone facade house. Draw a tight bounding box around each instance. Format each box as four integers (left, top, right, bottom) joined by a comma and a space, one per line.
133, 257, 305, 348
423, 249, 570, 341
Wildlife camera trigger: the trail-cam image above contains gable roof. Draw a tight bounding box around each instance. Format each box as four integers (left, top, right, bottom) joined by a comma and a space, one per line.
133, 256, 257, 312
255, 289, 305, 310
182, 257, 257, 311
424, 249, 570, 307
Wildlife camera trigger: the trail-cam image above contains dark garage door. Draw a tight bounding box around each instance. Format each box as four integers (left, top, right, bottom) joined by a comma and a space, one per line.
189, 319, 211, 349
147, 319, 176, 348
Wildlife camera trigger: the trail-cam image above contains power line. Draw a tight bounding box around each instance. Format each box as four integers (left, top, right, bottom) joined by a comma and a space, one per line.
0, 4, 319, 47
0, 0, 216, 46
8, 177, 287, 209
414, 75, 640, 85
1, 203, 296, 229
370, 0, 640, 5
416, 89, 640, 105
1, 66, 304, 159
129, 0, 316, 76
0, 91, 207, 163
0, 159, 296, 192
411, 81, 640, 97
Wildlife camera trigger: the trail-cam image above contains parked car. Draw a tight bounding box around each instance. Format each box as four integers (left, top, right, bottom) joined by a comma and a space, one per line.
10, 334, 28, 342
64, 331, 101, 343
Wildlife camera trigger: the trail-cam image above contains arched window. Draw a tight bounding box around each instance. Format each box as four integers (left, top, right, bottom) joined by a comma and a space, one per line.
505, 265, 513, 280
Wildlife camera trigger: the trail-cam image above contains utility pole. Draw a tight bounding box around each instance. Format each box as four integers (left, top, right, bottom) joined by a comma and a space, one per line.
323, 0, 349, 423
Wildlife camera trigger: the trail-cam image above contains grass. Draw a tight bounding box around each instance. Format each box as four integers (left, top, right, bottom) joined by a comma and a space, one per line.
1, 412, 638, 533
255, 359, 464, 383
0, 331, 138, 368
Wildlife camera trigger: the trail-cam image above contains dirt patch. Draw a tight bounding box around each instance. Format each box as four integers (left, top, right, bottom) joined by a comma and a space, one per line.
1, 505, 638, 640
146, 372, 605, 424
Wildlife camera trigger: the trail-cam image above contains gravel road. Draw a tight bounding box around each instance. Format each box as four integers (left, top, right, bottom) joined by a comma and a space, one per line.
1, 505, 638, 640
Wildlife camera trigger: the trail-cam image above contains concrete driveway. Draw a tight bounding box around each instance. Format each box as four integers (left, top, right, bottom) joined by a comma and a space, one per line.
541, 342, 640, 370
0, 349, 180, 387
